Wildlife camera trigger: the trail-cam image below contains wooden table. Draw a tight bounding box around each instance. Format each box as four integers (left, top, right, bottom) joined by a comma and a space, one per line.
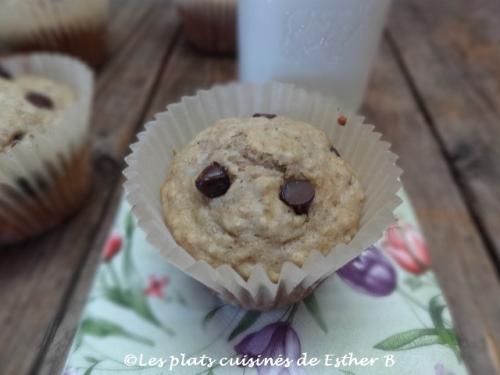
1, 1, 499, 374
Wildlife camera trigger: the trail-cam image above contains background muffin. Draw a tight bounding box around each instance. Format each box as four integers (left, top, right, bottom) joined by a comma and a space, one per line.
162, 116, 365, 282
0, 0, 109, 68
0, 54, 94, 245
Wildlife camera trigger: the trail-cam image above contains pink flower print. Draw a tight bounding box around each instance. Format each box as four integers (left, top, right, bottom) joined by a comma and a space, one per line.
382, 222, 430, 275
144, 275, 170, 298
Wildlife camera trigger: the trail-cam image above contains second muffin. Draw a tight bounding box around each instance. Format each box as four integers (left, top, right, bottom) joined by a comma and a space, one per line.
162, 115, 364, 282
0, 0, 108, 67
0, 55, 93, 245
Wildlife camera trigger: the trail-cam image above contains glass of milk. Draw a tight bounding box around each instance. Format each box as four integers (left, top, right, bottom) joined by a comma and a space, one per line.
238, 0, 392, 111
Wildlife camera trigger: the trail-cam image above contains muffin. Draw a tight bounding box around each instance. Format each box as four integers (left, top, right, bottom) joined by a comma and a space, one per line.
175, 0, 236, 54
0, 54, 93, 245
161, 115, 365, 282
0, 0, 108, 68
125, 82, 401, 310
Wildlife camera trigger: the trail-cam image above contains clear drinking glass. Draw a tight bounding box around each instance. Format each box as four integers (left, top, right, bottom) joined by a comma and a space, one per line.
238, 0, 392, 111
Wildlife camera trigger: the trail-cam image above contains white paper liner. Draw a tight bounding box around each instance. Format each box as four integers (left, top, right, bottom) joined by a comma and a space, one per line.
174, 0, 236, 53
0, 53, 94, 244
124, 82, 402, 310
0, 0, 108, 66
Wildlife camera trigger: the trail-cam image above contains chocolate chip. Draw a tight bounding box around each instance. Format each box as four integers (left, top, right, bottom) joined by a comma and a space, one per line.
25, 92, 54, 109
195, 162, 231, 198
280, 179, 315, 215
337, 115, 347, 126
0, 65, 12, 80
329, 145, 341, 157
253, 113, 277, 119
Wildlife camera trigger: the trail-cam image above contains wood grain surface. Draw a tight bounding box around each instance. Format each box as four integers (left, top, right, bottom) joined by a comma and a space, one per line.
0, 1, 499, 374
363, 40, 500, 375
387, 0, 500, 266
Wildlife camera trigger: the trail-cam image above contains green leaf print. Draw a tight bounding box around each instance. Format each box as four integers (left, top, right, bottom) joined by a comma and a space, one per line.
403, 275, 423, 291
124, 210, 135, 239
429, 295, 461, 360
429, 295, 446, 329
303, 293, 328, 333
375, 326, 461, 359
100, 211, 175, 336
228, 310, 261, 341
122, 212, 137, 287
84, 356, 99, 363
83, 362, 99, 375
202, 305, 224, 328
102, 286, 128, 306
102, 282, 174, 335
81, 317, 154, 346
374, 328, 441, 350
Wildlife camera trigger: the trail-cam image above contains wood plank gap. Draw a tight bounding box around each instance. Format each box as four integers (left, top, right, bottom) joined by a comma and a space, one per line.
126, 27, 183, 139
385, 31, 500, 276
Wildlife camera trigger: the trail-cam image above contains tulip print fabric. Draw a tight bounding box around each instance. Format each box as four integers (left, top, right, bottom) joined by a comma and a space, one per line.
62, 191, 468, 375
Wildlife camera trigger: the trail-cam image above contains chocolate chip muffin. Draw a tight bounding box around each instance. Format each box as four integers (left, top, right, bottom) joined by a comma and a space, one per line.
0, 57, 93, 245
0, 0, 108, 67
161, 115, 364, 282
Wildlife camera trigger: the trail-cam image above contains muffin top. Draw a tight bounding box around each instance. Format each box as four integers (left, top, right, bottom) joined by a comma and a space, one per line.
161, 115, 364, 282
0, 66, 76, 153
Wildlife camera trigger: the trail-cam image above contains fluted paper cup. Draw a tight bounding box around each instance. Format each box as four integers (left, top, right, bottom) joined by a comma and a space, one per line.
0, 53, 94, 245
124, 82, 402, 310
0, 0, 109, 67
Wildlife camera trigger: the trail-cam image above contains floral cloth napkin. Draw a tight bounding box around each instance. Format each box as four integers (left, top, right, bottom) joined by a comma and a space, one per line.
62, 191, 468, 375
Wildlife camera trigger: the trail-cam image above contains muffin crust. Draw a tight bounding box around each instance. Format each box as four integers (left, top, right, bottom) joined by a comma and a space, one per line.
162, 116, 364, 282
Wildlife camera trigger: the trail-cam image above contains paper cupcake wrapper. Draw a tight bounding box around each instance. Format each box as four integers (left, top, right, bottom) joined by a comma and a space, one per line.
174, 0, 236, 53
0, 0, 108, 66
124, 82, 402, 310
0, 53, 94, 245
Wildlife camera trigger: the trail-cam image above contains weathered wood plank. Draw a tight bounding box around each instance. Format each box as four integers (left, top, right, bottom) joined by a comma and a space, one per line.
35, 191, 124, 375
362, 40, 500, 375
387, 0, 500, 267
105, 0, 162, 64
146, 36, 236, 118
0, 2, 180, 375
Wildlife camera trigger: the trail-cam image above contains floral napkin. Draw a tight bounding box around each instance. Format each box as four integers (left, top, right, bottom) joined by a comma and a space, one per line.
62, 191, 468, 375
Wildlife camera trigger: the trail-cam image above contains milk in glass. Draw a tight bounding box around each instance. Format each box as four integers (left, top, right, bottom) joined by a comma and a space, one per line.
238, 0, 392, 110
